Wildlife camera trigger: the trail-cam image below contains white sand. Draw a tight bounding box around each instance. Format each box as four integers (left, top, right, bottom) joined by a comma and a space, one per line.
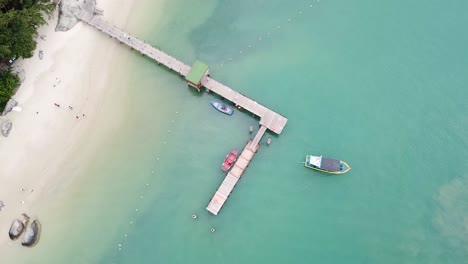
0, 0, 139, 247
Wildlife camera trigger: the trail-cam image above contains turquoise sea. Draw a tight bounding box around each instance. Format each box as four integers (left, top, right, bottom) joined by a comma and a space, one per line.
16, 0, 468, 263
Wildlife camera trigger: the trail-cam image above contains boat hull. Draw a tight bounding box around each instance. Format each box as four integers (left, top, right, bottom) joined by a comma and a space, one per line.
304, 155, 351, 174
211, 100, 234, 115
222, 149, 238, 172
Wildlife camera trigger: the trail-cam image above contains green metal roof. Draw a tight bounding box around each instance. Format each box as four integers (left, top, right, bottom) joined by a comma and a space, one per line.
185, 61, 208, 84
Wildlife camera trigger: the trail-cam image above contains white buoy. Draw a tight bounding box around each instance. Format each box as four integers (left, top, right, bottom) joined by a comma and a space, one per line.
210, 228, 215, 233
192, 214, 197, 219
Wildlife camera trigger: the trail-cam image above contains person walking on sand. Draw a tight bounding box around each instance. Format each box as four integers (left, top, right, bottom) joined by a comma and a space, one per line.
54, 103, 60, 107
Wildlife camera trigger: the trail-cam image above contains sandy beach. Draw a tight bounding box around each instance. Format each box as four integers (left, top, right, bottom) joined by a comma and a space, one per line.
0, 0, 139, 248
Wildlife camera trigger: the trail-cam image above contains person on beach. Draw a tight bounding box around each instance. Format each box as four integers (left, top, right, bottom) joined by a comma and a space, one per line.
69, 106, 73, 110
54, 103, 60, 107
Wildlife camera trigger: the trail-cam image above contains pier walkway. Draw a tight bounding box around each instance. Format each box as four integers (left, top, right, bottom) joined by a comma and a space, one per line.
206, 126, 266, 215
76, 8, 287, 215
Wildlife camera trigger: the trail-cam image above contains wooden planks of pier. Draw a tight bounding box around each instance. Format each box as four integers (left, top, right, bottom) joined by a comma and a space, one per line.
206, 139, 259, 215
206, 126, 267, 215
76, 9, 288, 215
76, 9, 287, 135
204, 78, 287, 134
76, 10, 191, 77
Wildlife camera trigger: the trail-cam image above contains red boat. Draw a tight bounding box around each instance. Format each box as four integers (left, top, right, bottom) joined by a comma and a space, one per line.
222, 149, 238, 172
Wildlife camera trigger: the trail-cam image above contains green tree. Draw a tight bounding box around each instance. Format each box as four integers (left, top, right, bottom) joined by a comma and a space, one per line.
0, 0, 55, 59
0, 0, 55, 111
0, 69, 19, 109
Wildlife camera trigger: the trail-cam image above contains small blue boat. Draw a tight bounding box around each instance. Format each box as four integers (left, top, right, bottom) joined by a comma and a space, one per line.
210, 100, 234, 115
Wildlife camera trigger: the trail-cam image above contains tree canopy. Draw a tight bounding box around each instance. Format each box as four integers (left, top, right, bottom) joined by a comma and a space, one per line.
0, 0, 55, 59
0, 0, 55, 110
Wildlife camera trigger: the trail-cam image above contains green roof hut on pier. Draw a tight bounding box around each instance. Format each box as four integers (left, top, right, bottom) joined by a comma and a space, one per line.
185, 61, 209, 92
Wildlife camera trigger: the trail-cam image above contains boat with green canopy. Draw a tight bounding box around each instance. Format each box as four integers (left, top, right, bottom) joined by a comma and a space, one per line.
304, 155, 351, 174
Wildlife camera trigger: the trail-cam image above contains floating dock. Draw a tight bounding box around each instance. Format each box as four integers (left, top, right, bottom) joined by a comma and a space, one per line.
76, 7, 288, 215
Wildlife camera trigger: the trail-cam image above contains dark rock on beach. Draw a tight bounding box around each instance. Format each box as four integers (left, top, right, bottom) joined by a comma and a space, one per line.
9, 220, 24, 240
22, 219, 41, 247
9, 214, 30, 240
56, 0, 96, 31
1, 98, 18, 116
1, 119, 13, 137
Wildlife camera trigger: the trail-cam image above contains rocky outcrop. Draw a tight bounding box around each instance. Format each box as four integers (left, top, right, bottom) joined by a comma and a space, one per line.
9, 220, 24, 240
1, 98, 18, 116
1, 119, 13, 137
56, 0, 96, 31
9, 214, 30, 240
22, 219, 41, 247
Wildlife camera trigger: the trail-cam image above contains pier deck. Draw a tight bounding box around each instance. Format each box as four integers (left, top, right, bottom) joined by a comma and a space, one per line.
76, 8, 287, 215
206, 140, 258, 215
76, 10, 287, 134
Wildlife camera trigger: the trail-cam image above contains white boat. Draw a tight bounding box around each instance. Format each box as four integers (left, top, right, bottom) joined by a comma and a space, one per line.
304, 155, 351, 174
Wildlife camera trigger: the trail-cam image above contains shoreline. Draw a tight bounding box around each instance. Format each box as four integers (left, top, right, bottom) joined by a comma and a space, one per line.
0, 0, 140, 249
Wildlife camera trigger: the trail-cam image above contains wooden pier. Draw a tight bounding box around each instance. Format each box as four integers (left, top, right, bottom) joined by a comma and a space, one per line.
206, 126, 266, 215
76, 8, 288, 215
